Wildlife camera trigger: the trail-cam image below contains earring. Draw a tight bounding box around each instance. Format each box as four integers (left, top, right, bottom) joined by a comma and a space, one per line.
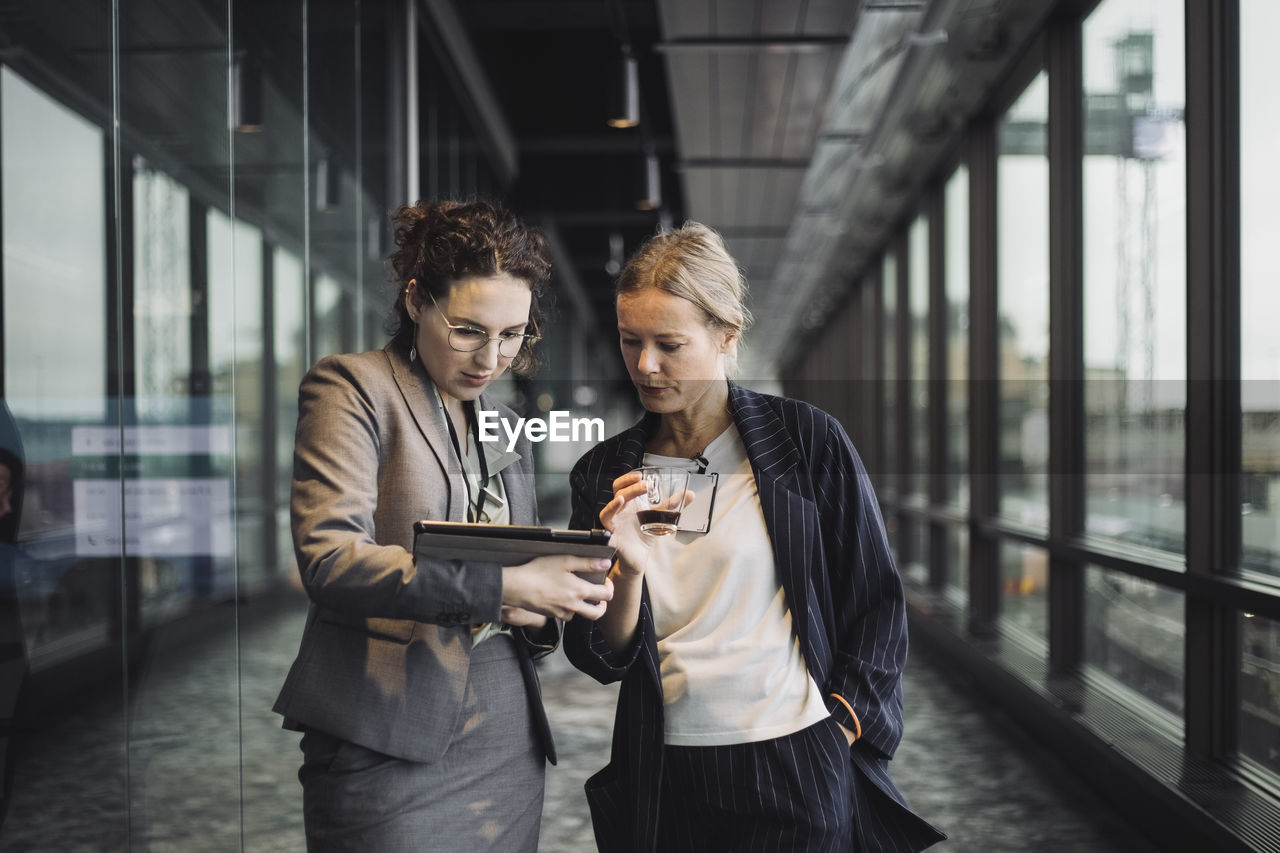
405, 282, 418, 362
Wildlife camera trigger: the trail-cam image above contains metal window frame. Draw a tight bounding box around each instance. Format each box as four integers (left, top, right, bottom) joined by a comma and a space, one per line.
1184, 0, 1242, 761
1046, 12, 1085, 678
792, 0, 1280, 844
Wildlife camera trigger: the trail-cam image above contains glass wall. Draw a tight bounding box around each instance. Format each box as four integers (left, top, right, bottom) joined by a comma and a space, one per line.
208, 208, 267, 593
313, 271, 346, 360
1082, 0, 1186, 556
881, 253, 898, 497
1241, 613, 1280, 776
1240, 0, 1280, 578
907, 215, 929, 504
1238, 0, 1280, 787
2, 64, 111, 675
1084, 567, 1184, 717
134, 167, 193, 423
1001, 541, 1048, 652
273, 248, 307, 572
945, 165, 969, 511
996, 71, 1050, 529
0, 1, 490, 847
786, 0, 1280, 845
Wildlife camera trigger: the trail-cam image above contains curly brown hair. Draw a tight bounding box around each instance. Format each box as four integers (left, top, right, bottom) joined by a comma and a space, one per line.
388, 199, 551, 375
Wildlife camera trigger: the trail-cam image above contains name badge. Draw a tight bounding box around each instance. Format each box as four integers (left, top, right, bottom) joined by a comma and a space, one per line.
676, 472, 719, 533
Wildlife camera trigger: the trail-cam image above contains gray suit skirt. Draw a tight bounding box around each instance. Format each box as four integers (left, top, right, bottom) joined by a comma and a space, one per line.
298, 635, 545, 852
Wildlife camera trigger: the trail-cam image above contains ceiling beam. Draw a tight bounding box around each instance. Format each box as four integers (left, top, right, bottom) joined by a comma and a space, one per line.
678, 157, 809, 170
656, 36, 849, 53
418, 0, 518, 183
520, 134, 676, 155
535, 209, 664, 227
456, 1, 657, 31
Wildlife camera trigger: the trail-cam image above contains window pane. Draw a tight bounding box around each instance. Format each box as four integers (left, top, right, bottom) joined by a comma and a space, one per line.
946, 523, 969, 607
133, 167, 191, 421
997, 71, 1050, 528
862, 274, 882, 484
945, 166, 970, 508
1085, 567, 1184, 716
1001, 541, 1047, 648
133, 167, 232, 628
2, 68, 106, 420
1240, 0, 1280, 576
314, 271, 345, 358
908, 215, 929, 501
1082, 0, 1187, 556
1240, 613, 1280, 776
207, 208, 265, 590
882, 254, 898, 497
1, 66, 112, 670
274, 247, 305, 574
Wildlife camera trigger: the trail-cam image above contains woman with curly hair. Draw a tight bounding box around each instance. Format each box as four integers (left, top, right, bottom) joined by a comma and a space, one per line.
274, 199, 613, 852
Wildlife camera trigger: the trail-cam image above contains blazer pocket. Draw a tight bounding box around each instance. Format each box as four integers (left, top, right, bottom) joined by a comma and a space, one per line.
583, 764, 631, 850
848, 751, 947, 850
317, 612, 416, 644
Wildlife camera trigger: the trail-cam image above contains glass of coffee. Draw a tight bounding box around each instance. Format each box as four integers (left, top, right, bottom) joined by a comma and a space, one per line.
636, 466, 691, 536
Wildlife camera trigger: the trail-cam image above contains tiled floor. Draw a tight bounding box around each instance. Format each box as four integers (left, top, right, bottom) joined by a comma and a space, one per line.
0, 591, 1159, 851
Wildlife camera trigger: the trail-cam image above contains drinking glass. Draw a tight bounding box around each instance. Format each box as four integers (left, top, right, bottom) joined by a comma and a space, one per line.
636, 466, 691, 536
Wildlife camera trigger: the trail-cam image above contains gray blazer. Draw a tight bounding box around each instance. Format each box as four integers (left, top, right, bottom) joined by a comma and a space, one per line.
273, 345, 558, 764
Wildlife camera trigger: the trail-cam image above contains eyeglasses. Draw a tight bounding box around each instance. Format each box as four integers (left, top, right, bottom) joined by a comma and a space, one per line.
427, 291, 539, 358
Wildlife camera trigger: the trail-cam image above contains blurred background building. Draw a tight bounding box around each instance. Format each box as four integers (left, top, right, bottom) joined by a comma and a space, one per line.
0, 0, 1277, 850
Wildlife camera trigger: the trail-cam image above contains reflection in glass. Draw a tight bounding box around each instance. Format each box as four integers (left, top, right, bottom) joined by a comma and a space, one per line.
208, 208, 266, 591
945, 166, 969, 509
2, 68, 106, 421
314, 272, 346, 359
1085, 566, 1184, 716
1240, 0, 1280, 577
274, 248, 306, 573
945, 523, 969, 607
908, 215, 928, 501
1240, 613, 1280, 776
1, 65, 113, 671
1083, 0, 1187, 556
997, 72, 1050, 528
134, 167, 192, 421
882, 254, 898, 497
1000, 541, 1047, 649
134, 167, 239, 627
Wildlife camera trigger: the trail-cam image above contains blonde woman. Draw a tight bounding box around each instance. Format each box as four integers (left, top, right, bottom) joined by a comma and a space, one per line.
565, 223, 943, 852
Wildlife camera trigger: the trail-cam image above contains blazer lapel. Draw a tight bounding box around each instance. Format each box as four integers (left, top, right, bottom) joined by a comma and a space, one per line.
608, 413, 663, 687
478, 393, 536, 526
386, 345, 465, 521
727, 383, 817, 665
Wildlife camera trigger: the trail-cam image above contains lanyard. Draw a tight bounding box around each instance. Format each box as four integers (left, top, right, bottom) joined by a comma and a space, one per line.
443, 400, 491, 523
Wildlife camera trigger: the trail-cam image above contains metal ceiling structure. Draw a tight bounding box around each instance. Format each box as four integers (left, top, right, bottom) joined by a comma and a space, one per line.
460, 0, 1063, 379
2, 0, 1064, 380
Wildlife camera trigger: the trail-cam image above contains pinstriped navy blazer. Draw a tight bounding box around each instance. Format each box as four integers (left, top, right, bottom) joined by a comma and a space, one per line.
565, 382, 944, 852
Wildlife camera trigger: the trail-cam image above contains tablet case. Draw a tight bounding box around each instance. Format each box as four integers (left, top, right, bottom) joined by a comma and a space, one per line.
413, 520, 615, 565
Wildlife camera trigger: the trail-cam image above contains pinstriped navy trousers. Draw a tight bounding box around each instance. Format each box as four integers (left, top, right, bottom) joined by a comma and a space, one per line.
655, 716, 854, 853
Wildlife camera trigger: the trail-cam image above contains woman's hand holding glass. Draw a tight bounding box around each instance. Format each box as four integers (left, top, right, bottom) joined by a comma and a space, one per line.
501, 555, 615, 625
600, 470, 694, 575
600, 472, 656, 575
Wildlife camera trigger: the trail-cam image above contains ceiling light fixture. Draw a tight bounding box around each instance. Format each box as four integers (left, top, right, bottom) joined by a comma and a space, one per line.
232, 53, 264, 133
636, 151, 661, 210
315, 157, 340, 212
607, 45, 640, 128
606, 231, 625, 275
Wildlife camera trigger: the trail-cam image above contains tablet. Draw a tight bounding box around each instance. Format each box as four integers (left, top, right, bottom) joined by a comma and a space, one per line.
412, 520, 615, 565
